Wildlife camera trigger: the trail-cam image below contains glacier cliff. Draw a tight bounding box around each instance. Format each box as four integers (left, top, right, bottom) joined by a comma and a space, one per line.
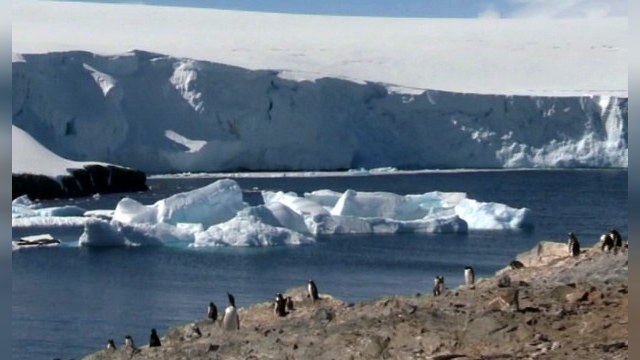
12, 50, 628, 173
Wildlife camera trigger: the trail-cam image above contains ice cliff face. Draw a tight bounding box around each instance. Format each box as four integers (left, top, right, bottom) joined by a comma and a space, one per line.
12, 50, 628, 173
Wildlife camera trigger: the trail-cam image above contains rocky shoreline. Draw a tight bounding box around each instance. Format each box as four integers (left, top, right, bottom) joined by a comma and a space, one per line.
84, 241, 628, 360
12, 164, 148, 200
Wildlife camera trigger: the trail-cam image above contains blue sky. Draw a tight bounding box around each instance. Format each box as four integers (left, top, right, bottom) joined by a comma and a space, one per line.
47, 0, 627, 18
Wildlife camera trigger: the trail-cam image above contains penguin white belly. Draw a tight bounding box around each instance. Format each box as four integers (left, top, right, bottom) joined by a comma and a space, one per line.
223, 306, 239, 330
464, 269, 474, 286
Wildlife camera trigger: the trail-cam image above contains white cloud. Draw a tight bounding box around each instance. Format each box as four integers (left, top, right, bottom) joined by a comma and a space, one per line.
507, 0, 626, 18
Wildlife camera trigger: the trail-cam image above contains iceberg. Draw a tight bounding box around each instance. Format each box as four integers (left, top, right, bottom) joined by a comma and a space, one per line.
193, 207, 315, 247
12, 179, 534, 249
265, 188, 532, 234
78, 219, 198, 248
113, 179, 245, 227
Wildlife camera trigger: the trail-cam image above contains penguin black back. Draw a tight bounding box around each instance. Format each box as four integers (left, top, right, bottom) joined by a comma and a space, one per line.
227, 292, 236, 308
432, 276, 445, 296
308, 280, 319, 300
601, 233, 614, 252
274, 293, 287, 317
124, 335, 136, 350
286, 296, 295, 311
610, 229, 623, 247
149, 328, 161, 347
568, 232, 580, 256
208, 301, 218, 321
106, 339, 116, 351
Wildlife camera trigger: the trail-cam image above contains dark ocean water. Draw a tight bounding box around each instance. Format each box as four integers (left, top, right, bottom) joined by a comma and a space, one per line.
12, 170, 627, 360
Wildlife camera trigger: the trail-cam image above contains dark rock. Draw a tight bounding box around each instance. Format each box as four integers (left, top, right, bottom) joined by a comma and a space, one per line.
497, 275, 512, 288
12, 173, 65, 200
13, 164, 148, 200
601, 340, 627, 352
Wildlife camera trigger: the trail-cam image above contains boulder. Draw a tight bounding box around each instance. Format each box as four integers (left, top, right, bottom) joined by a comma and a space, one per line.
515, 241, 568, 267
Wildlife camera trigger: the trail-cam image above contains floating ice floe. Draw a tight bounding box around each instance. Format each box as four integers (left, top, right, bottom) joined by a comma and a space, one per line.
13, 178, 534, 249
193, 206, 315, 247
263, 188, 532, 235
113, 179, 245, 227
12, 234, 61, 251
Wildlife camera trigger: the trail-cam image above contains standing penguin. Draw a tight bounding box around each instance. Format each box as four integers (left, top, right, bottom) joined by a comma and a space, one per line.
308, 280, 320, 301
106, 339, 116, 351
208, 301, 218, 322
149, 328, 161, 347
274, 293, 287, 317
464, 266, 475, 288
124, 335, 136, 351
222, 292, 240, 331
432, 276, 445, 296
286, 296, 295, 311
567, 232, 580, 257
610, 229, 623, 254
601, 233, 614, 252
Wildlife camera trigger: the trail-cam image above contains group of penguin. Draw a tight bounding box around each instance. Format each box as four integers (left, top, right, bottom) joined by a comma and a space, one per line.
106, 229, 627, 352
105, 280, 321, 352
207, 292, 240, 331
433, 228, 628, 297
432, 265, 476, 297
568, 228, 626, 257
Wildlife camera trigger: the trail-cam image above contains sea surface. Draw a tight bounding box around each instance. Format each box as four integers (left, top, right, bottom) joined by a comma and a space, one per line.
12, 170, 627, 360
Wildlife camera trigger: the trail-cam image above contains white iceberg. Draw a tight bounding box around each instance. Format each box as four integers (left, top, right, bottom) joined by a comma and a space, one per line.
113, 179, 245, 227
78, 219, 193, 247
193, 207, 315, 247
265, 188, 532, 235
12, 180, 534, 249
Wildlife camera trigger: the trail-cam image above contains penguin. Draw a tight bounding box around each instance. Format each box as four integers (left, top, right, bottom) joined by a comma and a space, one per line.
567, 232, 580, 257
106, 339, 116, 351
609, 229, 623, 254
124, 335, 136, 351
600, 233, 614, 252
222, 292, 240, 331
149, 328, 161, 347
191, 323, 202, 338
208, 301, 218, 322
286, 296, 295, 311
274, 293, 287, 317
432, 276, 445, 296
308, 280, 320, 301
509, 260, 525, 270
464, 266, 475, 288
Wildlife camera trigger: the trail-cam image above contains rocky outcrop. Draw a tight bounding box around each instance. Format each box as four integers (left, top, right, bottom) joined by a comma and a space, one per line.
83, 242, 628, 359
12, 164, 148, 200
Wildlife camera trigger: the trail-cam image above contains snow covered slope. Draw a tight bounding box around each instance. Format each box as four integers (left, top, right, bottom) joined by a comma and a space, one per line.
12, 124, 148, 199
13, 51, 627, 173
12, 0, 627, 96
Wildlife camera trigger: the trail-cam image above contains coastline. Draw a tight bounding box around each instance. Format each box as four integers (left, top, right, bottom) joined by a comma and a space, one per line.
83, 240, 628, 359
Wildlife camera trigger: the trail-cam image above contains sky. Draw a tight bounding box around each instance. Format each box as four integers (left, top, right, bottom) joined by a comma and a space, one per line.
42, 0, 627, 18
